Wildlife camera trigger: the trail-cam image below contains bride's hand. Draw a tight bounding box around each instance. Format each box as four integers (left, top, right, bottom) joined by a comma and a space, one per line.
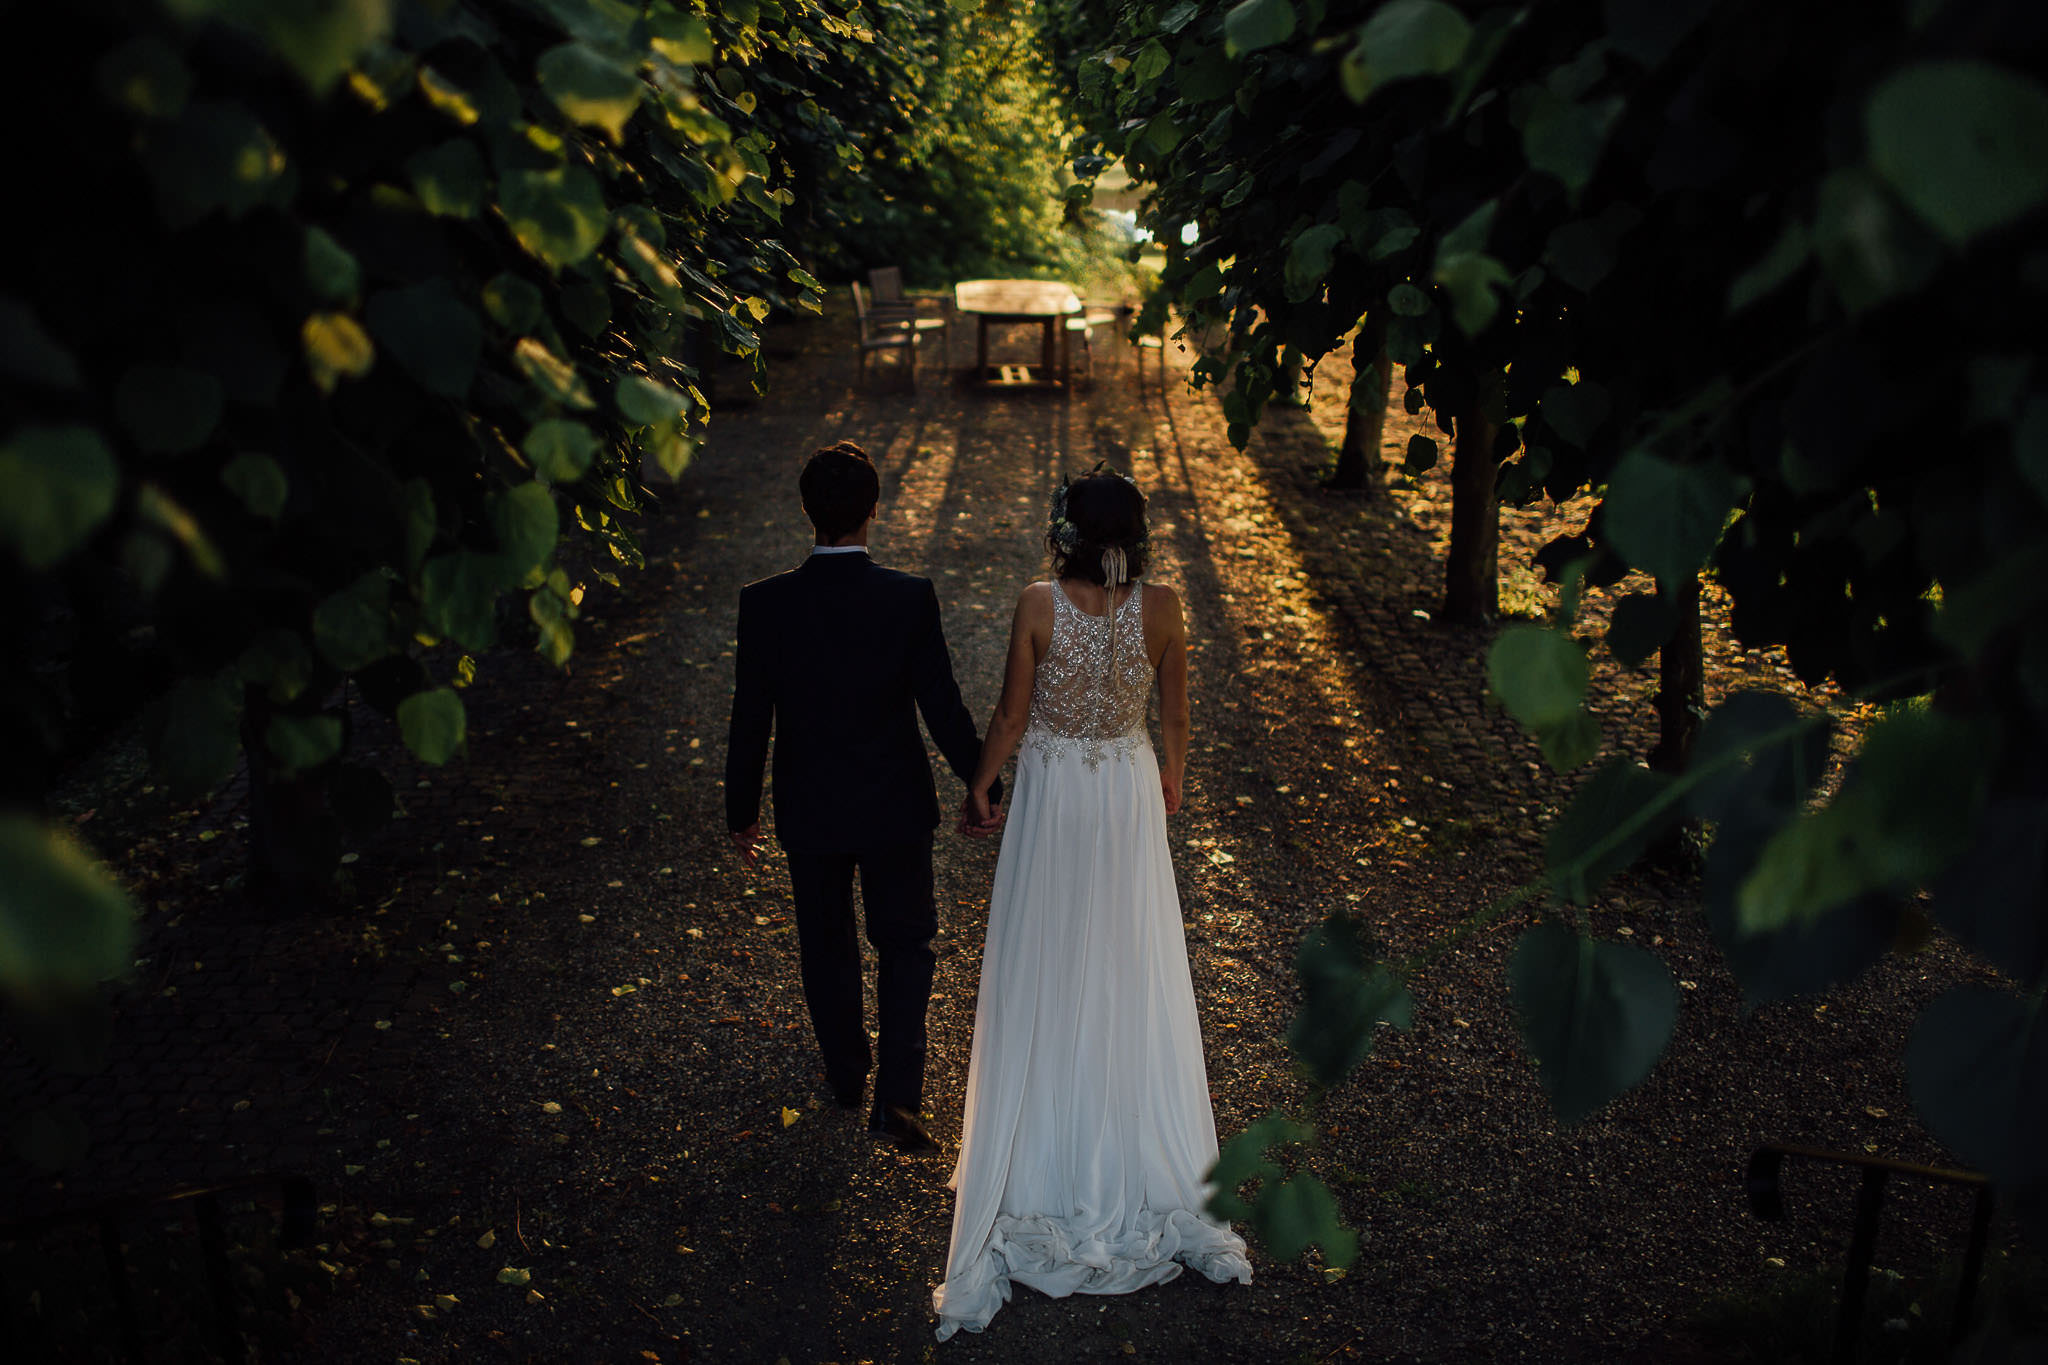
959, 788, 1004, 837
1161, 770, 1183, 815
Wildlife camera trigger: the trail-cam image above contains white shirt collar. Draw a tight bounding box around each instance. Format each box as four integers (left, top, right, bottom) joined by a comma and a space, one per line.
809, 545, 867, 555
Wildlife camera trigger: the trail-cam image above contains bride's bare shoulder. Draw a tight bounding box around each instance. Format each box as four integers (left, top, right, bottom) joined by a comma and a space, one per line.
1014, 580, 1054, 621
1140, 581, 1183, 617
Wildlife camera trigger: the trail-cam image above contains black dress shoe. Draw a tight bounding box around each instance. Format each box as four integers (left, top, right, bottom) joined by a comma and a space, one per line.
868, 1105, 939, 1155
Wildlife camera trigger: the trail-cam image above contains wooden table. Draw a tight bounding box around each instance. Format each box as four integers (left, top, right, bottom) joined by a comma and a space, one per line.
953, 279, 1083, 387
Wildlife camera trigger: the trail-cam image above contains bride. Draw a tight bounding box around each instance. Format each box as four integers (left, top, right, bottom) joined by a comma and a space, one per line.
932, 469, 1251, 1341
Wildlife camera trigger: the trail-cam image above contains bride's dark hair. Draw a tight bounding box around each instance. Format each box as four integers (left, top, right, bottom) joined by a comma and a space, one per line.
1048, 467, 1148, 585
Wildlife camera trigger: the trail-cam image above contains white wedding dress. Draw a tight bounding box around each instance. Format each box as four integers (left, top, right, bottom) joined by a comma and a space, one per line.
932, 580, 1251, 1341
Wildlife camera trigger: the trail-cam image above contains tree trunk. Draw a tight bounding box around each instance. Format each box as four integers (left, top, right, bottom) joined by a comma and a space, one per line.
1274, 346, 1303, 406
1442, 404, 1499, 622
1650, 575, 1705, 773
1330, 316, 1391, 492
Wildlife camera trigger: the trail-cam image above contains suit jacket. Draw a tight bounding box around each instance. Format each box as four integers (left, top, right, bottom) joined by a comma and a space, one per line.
725, 551, 994, 853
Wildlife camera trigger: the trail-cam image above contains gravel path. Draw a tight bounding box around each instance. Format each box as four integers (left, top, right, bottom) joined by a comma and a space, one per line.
2, 305, 2003, 1362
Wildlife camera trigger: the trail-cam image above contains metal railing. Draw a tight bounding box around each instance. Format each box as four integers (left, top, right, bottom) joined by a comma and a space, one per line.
1747, 1142, 1994, 1365
0, 1172, 316, 1363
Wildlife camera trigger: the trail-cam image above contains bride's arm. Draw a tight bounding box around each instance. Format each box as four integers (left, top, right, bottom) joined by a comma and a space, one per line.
968, 585, 1049, 820
1152, 586, 1190, 814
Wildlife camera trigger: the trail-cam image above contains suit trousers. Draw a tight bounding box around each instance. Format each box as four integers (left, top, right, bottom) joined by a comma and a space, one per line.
784, 837, 937, 1115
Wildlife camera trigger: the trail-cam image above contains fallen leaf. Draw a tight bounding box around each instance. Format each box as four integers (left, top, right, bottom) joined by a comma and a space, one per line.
526, 1288, 544, 1304
496, 1267, 531, 1286
541, 1101, 563, 1114
476, 1229, 497, 1249
780, 1107, 799, 1128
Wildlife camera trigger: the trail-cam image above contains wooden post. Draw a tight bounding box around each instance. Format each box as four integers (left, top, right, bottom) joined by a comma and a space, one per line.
1330, 316, 1391, 493
1443, 403, 1499, 622
1650, 574, 1705, 773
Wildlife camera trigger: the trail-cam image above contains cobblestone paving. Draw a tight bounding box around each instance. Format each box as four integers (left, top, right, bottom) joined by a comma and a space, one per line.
1, 303, 1987, 1363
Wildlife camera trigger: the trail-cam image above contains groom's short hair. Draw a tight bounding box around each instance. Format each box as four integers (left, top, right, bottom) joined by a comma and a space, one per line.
801, 441, 879, 538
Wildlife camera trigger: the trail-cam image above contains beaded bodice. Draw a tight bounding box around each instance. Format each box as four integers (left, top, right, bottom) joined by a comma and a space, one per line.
1021, 580, 1153, 766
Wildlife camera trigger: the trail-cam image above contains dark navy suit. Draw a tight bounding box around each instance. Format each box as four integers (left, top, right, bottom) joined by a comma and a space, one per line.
725, 550, 993, 1113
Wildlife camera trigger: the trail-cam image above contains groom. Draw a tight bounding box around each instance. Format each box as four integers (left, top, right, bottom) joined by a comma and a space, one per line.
725, 441, 999, 1154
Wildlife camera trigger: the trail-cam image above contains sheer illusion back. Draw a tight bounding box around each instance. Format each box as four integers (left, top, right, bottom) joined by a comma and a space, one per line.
933, 576, 1249, 1342
1022, 580, 1151, 765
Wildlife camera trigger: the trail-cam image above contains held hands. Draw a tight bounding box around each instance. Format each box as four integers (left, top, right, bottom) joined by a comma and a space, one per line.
958, 786, 1005, 838
729, 822, 763, 869
1161, 769, 1184, 816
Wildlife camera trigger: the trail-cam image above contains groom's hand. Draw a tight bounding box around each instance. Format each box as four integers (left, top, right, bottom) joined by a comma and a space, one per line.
958, 791, 1004, 838
729, 822, 762, 868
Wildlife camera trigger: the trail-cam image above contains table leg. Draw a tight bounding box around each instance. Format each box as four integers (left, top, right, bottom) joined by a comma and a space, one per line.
1040, 319, 1055, 376
976, 318, 989, 381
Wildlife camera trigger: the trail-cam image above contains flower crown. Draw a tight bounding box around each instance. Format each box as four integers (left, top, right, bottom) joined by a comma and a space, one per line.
1047, 465, 1146, 558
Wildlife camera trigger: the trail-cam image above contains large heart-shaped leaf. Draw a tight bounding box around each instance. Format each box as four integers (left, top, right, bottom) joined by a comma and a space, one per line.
1341, 0, 1471, 103
366, 281, 481, 400
1487, 624, 1588, 730
152, 676, 242, 796
500, 165, 609, 268
1601, 449, 1739, 588
1287, 916, 1413, 1088
422, 550, 505, 651
0, 815, 137, 1000
1509, 923, 1679, 1126
1545, 756, 1677, 904
1867, 62, 2048, 247
537, 42, 643, 142
1906, 986, 2048, 1188
1224, 0, 1295, 57
312, 570, 393, 671
398, 687, 467, 766
116, 365, 223, 456
0, 425, 118, 569
490, 482, 559, 579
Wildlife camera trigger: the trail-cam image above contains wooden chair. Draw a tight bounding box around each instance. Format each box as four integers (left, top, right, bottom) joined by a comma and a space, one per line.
851, 282, 917, 390
1062, 301, 1127, 382
868, 265, 950, 362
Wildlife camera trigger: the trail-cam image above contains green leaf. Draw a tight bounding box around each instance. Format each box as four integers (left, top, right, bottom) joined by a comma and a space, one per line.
537, 42, 643, 142
1224, 0, 1295, 57
1603, 0, 1712, 68
1284, 225, 1345, 303
406, 139, 486, 218
115, 365, 222, 456
646, 428, 695, 480
366, 282, 481, 400
530, 585, 576, 666
0, 297, 82, 389
1705, 813, 1894, 1007
1134, 39, 1171, 86
491, 482, 559, 578
482, 273, 544, 332
525, 420, 601, 483
1257, 1173, 1357, 1267
302, 312, 374, 392
1906, 986, 2048, 1188
147, 100, 289, 228
398, 687, 467, 766
1930, 800, 2048, 983
236, 629, 312, 704
1867, 61, 2048, 247
171, 0, 392, 94
1814, 168, 1941, 315
513, 337, 596, 410
97, 36, 192, 119
421, 551, 504, 651
0, 425, 118, 569
1546, 757, 1677, 904
1726, 220, 1810, 313
264, 713, 343, 774
1288, 917, 1412, 1088
1205, 1112, 1311, 1221
220, 452, 288, 520
1341, 0, 1471, 103
1361, 207, 1421, 261
1543, 203, 1642, 294
303, 226, 361, 304
1537, 709, 1603, 772
1387, 283, 1431, 317
1601, 449, 1738, 591
616, 374, 689, 426
1433, 251, 1512, 336
0, 815, 137, 1000
500, 165, 609, 268
1522, 92, 1624, 199
1686, 690, 1830, 824
1510, 923, 1679, 1126
1739, 707, 1993, 932
1404, 433, 1438, 472
1487, 624, 1588, 730
153, 676, 242, 796
648, 8, 712, 65
312, 569, 393, 671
